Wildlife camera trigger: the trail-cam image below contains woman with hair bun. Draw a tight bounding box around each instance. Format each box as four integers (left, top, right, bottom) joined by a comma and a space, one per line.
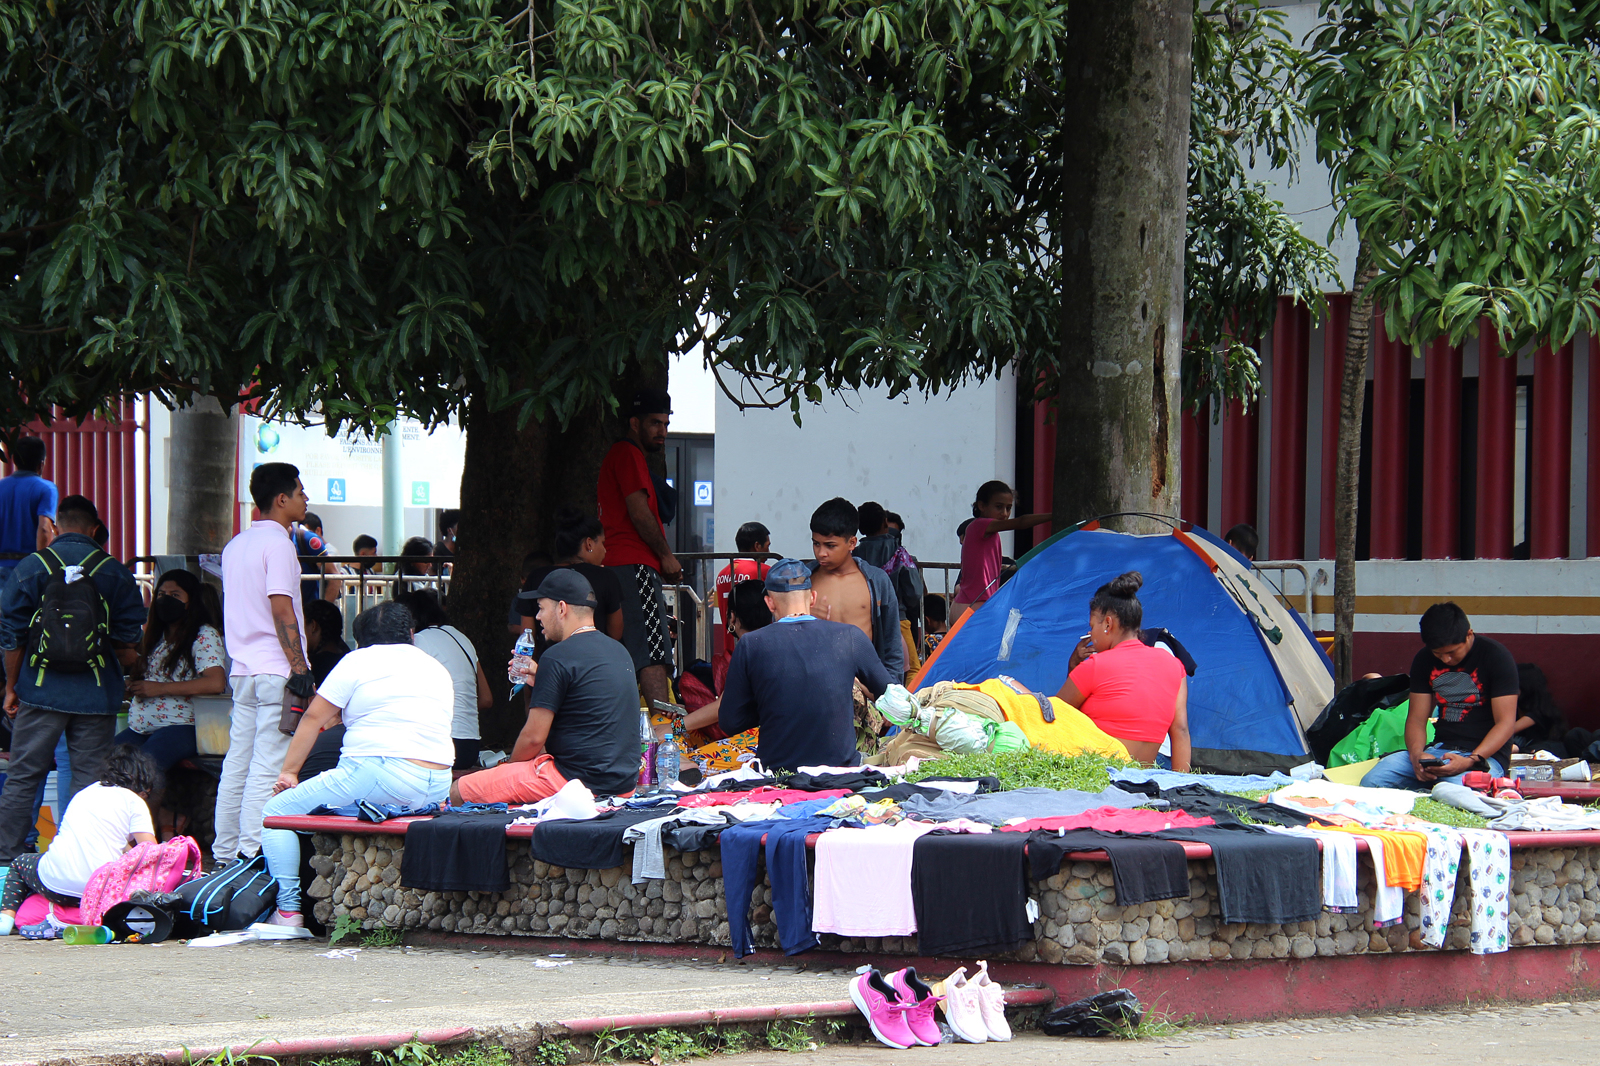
951, 480, 1051, 624
1055, 572, 1191, 770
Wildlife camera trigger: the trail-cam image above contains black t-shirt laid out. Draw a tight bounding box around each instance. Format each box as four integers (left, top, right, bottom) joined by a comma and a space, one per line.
718, 617, 891, 771
1114, 781, 1314, 829
531, 808, 667, 869
521, 563, 625, 656
531, 631, 640, 796
1146, 825, 1321, 926
869, 777, 1005, 803
1410, 635, 1519, 768
911, 831, 1031, 957
784, 770, 892, 793
1026, 830, 1191, 906
400, 811, 520, 893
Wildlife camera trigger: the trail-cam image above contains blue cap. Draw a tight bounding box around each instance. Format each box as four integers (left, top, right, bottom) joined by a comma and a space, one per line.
764, 558, 812, 593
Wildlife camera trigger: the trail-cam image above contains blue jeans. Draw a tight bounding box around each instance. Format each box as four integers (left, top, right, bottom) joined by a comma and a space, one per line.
260, 756, 450, 913
1360, 745, 1504, 791
115, 725, 198, 771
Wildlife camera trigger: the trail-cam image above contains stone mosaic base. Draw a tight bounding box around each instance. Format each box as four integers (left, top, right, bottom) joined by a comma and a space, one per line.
307, 833, 1600, 964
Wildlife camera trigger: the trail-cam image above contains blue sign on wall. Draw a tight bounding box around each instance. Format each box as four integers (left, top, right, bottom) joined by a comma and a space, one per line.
327, 478, 347, 503
693, 481, 713, 506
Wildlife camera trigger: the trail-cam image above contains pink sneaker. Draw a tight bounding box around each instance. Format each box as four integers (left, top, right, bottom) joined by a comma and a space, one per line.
972, 960, 1012, 1041
885, 968, 942, 1047
849, 969, 916, 1049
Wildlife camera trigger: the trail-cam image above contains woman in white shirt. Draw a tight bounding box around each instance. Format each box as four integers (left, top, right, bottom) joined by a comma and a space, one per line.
0, 746, 159, 936
397, 589, 492, 770
257, 601, 454, 935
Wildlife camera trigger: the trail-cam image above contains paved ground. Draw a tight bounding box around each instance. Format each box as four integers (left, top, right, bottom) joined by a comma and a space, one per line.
0, 938, 858, 1064
3, 937, 1598, 1065
728, 1000, 1600, 1065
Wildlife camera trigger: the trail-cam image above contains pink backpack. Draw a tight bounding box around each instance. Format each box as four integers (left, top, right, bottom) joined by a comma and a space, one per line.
79, 835, 204, 925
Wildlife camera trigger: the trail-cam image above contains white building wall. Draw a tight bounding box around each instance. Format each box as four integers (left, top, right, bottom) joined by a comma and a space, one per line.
712, 373, 1018, 567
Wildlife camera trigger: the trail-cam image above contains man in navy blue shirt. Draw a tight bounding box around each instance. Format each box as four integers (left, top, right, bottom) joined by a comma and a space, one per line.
0, 495, 147, 861
0, 437, 57, 583
718, 559, 891, 771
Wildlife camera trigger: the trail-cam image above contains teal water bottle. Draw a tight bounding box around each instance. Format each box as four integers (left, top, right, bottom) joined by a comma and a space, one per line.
63, 924, 113, 945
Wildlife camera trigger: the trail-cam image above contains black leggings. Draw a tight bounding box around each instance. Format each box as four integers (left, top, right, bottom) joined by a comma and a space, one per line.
1, 852, 80, 914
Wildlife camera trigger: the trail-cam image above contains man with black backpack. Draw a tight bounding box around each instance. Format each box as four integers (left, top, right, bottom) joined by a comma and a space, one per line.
0, 495, 147, 862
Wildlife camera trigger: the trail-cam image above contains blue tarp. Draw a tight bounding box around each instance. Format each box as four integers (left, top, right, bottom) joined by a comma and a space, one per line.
918, 528, 1307, 759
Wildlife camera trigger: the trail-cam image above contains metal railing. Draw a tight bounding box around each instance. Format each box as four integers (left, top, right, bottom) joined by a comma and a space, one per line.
1252, 560, 1316, 618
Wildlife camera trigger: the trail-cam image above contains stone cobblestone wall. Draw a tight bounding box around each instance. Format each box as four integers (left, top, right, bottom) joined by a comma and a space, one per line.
308, 833, 1600, 963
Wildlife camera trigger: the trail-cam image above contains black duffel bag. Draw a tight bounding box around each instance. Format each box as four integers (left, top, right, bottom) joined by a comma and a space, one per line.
174, 854, 279, 936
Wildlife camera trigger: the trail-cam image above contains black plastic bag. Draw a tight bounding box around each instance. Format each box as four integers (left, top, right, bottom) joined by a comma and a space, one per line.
1041, 989, 1143, 1037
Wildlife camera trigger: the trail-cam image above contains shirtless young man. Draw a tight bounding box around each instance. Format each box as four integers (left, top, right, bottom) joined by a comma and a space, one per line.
805, 498, 905, 680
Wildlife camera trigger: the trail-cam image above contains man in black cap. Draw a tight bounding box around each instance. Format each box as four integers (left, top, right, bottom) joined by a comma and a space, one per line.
718, 559, 892, 771
452, 570, 639, 804
597, 388, 680, 710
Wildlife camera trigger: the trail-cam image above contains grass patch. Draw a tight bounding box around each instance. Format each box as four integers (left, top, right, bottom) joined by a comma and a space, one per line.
905, 749, 1138, 792
1096, 1007, 1187, 1040
589, 1025, 765, 1063
1410, 797, 1487, 828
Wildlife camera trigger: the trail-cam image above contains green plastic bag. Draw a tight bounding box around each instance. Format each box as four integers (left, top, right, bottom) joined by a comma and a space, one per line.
1327, 700, 1434, 766
986, 720, 1031, 754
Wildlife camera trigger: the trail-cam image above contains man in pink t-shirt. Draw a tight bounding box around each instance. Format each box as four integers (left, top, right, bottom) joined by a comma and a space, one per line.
212, 462, 314, 866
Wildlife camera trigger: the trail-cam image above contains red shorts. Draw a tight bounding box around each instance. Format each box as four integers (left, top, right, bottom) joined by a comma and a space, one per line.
455, 753, 569, 805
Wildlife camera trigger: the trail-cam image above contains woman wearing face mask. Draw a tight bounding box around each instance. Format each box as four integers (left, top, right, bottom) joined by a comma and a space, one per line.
115, 569, 228, 771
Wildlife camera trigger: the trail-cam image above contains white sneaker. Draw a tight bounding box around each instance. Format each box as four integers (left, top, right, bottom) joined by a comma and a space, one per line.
937, 967, 988, 1043
249, 911, 313, 940
972, 960, 1012, 1041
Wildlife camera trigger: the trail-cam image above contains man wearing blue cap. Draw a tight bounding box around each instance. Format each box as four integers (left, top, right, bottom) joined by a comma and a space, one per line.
717, 559, 891, 771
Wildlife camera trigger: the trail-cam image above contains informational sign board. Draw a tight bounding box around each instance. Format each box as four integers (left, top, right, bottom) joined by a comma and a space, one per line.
238, 416, 466, 508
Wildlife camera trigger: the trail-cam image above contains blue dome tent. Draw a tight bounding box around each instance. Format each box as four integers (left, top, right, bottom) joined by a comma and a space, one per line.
914, 521, 1335, 774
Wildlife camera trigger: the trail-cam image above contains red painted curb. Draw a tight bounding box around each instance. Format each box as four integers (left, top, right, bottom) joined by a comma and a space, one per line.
552, 988, 1054, 1033
404, 930, 1600, 1023
150, 1028, 475, 1064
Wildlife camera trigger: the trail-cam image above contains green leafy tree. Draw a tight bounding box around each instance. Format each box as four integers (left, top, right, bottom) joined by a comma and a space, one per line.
1, 0, 1065, 735
1307, 0, 1600, 685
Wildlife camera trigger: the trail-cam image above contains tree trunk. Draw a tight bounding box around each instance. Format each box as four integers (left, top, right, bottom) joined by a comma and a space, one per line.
1052, 0, 1192, 529
449, 362, 664, 748
167, 395, 238, 554
1333, 244, 1380, 690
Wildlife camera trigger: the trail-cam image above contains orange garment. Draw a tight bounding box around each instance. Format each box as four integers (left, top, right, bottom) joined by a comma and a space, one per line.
1317, 824, 1428, 890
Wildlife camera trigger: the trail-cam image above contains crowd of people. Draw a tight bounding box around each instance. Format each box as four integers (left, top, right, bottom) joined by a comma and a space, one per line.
0, 398, 1564, 940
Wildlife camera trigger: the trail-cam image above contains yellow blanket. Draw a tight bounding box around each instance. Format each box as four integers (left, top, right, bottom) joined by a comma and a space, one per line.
955, 677, 1130, 760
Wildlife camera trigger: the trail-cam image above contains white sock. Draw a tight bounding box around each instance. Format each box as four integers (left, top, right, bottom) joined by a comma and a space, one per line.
0, 914, 15, 936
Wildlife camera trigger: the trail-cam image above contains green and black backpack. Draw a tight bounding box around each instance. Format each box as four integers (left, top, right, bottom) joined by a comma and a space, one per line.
26, 548, 114, 684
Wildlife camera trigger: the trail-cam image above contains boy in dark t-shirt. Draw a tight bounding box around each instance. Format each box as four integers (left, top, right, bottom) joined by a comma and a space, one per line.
1361, 602, 1519, 790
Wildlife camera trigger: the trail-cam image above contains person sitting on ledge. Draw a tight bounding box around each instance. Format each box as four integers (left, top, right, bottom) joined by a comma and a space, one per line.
717, 559, 891, 772
1360, 602, 1517, 791
453, 570, 640, 804
258, 601, 455, 935
1055, 572, 1191, 771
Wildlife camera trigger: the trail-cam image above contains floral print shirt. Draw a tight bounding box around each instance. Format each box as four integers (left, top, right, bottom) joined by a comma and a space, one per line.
128, 624, 225, 733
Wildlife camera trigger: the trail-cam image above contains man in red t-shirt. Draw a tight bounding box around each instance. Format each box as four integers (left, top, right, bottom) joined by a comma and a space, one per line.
597, 389, 680, 707
713, 521, 772, 673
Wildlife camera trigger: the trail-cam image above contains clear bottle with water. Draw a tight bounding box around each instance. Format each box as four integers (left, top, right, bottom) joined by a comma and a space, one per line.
655, 735, 680, 788
509, 628, 536, 695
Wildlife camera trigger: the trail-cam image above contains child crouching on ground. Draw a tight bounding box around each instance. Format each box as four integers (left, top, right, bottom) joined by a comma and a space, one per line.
0, 745, 160, 935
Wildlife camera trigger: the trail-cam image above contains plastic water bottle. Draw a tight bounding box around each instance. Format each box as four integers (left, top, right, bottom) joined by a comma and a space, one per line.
639, 711, 655, 788
655, 735, 680, 788
509, 629, 536, 695
63, 924, 113, 945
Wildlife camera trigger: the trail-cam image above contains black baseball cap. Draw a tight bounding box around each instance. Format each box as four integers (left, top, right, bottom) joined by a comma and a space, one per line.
628, 388, 673, 418
517, 568, 598, 608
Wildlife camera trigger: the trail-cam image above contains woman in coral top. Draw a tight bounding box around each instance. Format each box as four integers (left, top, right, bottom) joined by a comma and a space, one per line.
1055, 572, 1191, 770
